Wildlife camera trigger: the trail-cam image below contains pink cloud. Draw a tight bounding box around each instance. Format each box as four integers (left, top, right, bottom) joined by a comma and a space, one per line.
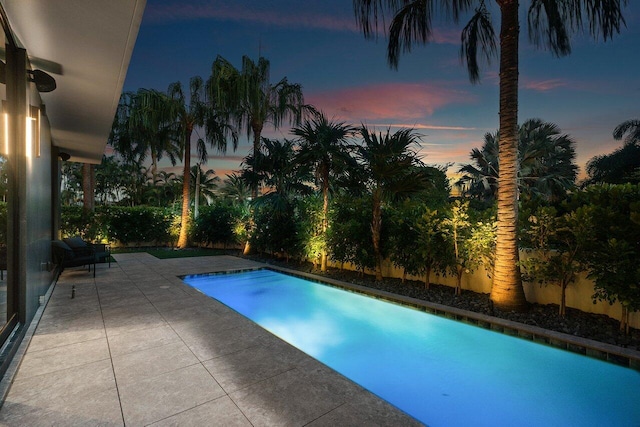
145, 2, 358, 32
307, 82, 474, 122
145, 2, 461, 44
369, 123, 476, 131
523, 78, 568, 92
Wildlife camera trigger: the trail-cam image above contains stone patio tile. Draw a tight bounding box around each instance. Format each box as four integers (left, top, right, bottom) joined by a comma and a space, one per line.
229, 368, 346, 427
112, 341, 199, 385
107, 324, 181, 356
103, 311, 167, 337
175, 321, 270, 362
28, 325, 106, 352
118, 363, 225, 426
15, 337, 110, 380
308, 395, 423, 427
202, 342, 306, 393
148, 396, 251, 427
4, 359, 115, 406
0, 387, 123, 427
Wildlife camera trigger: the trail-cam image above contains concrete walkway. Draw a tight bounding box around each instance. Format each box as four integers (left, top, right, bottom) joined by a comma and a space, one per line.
0, 254, 420, 426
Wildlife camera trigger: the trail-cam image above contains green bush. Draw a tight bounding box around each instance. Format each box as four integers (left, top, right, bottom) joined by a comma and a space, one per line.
251, 196, 303, 259
61, 206, 178, 245
101, 206, 177, 245
327, 195, 381, 272
192, 202, 241, 248
60, 206, 101, 241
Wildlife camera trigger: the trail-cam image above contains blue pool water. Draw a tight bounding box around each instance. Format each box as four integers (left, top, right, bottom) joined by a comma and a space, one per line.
183, 269, 640, 426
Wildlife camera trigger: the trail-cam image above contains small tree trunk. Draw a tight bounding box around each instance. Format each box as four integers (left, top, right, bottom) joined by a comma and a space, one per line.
424, 266, 432, 290
456, 265, 463, 296
620, 305, 629, 334
559, 281, 567, 317
402, 268, 407, 284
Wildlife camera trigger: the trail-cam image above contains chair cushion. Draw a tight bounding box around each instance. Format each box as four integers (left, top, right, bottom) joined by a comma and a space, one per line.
52, 240, 75, 262
63, 237, 88, 249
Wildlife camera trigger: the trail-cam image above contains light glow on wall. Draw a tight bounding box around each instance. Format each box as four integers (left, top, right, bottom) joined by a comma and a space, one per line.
26, 106, 40, 158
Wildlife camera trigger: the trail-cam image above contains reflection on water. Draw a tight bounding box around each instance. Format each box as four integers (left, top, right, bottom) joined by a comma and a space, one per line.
185, 269, 640, 427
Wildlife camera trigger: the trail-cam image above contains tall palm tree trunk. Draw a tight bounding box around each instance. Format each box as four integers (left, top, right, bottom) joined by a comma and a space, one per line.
490, 0, 528, 312
177, 129, 192, 248
82, 163, 95, 213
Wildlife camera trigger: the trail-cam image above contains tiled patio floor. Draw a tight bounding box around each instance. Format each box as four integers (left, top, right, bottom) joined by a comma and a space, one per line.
0, 253, 420, 426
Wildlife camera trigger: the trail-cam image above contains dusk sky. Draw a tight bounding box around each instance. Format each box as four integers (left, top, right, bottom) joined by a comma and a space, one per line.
122, 0, 640, 181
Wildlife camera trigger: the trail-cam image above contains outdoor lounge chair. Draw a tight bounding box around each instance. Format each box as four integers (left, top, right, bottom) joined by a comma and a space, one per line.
63, 237, 111, 267
51, 238, 97, 278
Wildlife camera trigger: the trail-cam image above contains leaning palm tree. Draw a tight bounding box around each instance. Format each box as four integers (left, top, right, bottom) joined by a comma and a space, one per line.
207, 55, 312, 198
292, 112, 356, 271
353, 0, 627, 311
356, 126, 432, 281
168, 77, 237, 248
458, 118, 578, 203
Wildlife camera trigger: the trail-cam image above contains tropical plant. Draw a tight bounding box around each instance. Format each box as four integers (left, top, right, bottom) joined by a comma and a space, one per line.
61, 161, 83, 206
584, 119, 640, 185
520, 206, 592, 317
613, 119, 640, 146
112, 89, 181, 182
353, 0, 627, 311
355, 126, 432, 281
192, 201, 241, 248
441, 200, 496, 296
585, 144, 640, 186
292, 112, 356, 271
458, 119, 578, 203
220, 173, 251, 204
415, 207, 451, 289
168, 77, 238, 248
208, 55, 312, 198
241, 137, 312, 201
568, 184, 640, 332
327, 194, 378, 274
187, 164, 220, 209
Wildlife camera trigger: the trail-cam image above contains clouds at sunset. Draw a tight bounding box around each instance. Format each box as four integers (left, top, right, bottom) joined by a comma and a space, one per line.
523, 78, 568, 92
145, 0, 460, 44
307, 82, 475, 123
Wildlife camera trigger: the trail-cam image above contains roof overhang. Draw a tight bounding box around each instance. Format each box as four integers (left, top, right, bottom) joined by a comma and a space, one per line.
2, 0, 146, 164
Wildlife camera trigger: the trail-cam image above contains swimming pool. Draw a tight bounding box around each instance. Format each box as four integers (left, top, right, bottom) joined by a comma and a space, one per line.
183, 269, 640, 426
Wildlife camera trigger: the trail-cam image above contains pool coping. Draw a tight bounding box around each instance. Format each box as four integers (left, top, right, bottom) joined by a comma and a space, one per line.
262, 265, 640, 371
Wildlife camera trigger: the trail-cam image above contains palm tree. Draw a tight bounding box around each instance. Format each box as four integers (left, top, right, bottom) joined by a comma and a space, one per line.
353, 0, 627, 311
220, 173, 251, 204
188, 164, 220, 208
207, 55, 312, 198
292, 112, 356, 271
127, 89, 181, 183
241, 137, 312, 200
168, 77, 237, 248
613, 119, 640, 146
458, 118, 578, 203
585, 143, 640, 185
356, 126, 432, 281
